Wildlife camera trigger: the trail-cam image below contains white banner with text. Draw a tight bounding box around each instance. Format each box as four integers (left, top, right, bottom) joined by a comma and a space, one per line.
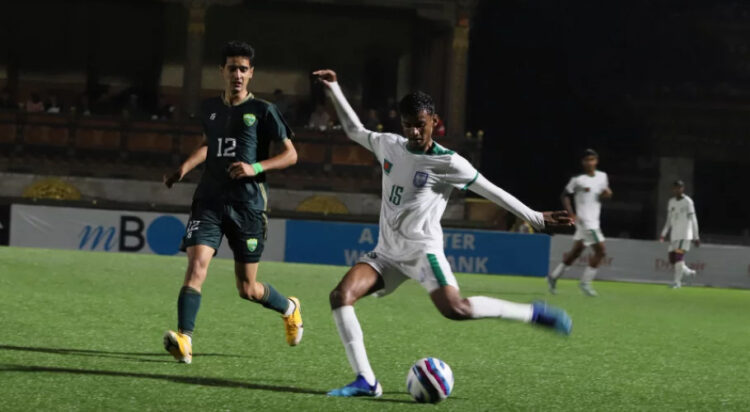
9, 204, 285, 262
549, 235, 750, 289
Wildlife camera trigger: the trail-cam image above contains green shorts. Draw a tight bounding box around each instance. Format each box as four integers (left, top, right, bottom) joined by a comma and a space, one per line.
180, 199, 267, 263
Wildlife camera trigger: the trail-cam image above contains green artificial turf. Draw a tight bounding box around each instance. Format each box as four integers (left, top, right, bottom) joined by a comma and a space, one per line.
1, 246, 749, 411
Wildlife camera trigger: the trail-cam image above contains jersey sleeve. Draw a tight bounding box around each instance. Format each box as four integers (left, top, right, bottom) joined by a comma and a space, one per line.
262, 103, 293, 141
443, 154, 479, 190
564, 177, 577, 194
326, 82, 383, 153
467, 174, 545, 230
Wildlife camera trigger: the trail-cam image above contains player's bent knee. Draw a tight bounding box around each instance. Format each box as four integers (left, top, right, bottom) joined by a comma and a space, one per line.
237, 281, 263, 301
437, 300, 472, 321
329, 287, 357, 308
185, 263, 208, 283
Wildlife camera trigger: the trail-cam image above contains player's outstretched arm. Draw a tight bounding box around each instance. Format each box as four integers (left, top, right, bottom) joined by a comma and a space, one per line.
313, 69, 375, 151
561, 192, 576, 222
228, 138, 298, 179
469, 175, 573, 230
164, 135, 208, 188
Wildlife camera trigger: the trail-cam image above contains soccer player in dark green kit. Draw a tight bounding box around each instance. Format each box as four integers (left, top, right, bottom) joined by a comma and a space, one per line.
162, 41, 302, 364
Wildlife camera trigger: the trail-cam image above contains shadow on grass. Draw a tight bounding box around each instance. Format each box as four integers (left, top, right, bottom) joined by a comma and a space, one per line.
0, 363, 326, 396
0, 344, 248, 364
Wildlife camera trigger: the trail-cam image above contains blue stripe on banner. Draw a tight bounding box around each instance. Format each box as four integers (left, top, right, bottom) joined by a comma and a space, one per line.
426, 357, 451, 396
284, 219, 551, 277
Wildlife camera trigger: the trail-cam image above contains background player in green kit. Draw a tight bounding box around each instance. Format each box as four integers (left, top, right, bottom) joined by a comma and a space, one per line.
162, 41, 302, 364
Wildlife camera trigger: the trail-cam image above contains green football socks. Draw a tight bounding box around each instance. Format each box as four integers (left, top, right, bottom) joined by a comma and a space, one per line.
259, 283, 291, 314
177, 286, 201, 336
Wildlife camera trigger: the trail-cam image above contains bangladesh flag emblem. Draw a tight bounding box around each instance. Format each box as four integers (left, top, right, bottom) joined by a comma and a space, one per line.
246, 238, 258, 252
383, 159, 393, 174
243, 113, 257, 126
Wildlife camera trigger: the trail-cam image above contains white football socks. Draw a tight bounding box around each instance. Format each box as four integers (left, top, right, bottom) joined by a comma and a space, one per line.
581, 266, 598, 285
674, 261, 685, 286
550, 263, 569, 280
332, 305, 376, 385
467, 296, 533, 322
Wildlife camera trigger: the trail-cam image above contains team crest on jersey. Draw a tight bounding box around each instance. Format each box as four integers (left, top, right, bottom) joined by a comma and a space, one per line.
413, 171, 429, 187
243, 113, 257, 127
246, 238, 258, 252
383, 159, 393, 174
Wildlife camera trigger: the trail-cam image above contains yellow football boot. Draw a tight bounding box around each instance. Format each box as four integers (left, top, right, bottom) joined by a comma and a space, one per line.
283, 297, 303, 346
163, 330, 192, 364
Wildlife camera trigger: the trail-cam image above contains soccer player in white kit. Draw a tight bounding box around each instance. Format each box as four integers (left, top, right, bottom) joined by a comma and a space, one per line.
660, 180, 700, 288
313, 69, 574, 398
547, 149, 612, 297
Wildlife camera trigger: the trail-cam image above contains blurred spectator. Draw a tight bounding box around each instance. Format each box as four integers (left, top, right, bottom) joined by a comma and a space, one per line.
308, 104, 330, 131
434, 114, 446, 137
25, 93, 45, 113
364, 109, 380, 131
152, 94, 176, 120
0, 88, 17, 111
123, 93, 145, 119
77, 94, 92, 116
383, 108, 401, 133
46, 95, 62, 114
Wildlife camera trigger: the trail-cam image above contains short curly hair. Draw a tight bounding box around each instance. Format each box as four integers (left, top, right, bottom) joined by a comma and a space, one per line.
221, 40, 255, 66
398, 91, 435, 117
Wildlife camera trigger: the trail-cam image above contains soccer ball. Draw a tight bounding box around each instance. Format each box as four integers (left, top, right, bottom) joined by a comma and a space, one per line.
406, 357, 454, 403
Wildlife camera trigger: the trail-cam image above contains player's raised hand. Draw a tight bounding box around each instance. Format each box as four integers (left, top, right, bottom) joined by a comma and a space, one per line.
313, 69, 337, 86
542, 210, 574, 227
228, 161, 256, 179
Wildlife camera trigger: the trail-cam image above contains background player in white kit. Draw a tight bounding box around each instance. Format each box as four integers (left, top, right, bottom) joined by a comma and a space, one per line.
660, 180, 700, 288
547, 149, 612, 296
313, 69, 574, 398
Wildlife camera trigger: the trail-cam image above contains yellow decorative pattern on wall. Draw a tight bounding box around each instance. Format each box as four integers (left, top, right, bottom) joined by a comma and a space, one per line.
296, 195, 349, 215
23, 178, 82, 201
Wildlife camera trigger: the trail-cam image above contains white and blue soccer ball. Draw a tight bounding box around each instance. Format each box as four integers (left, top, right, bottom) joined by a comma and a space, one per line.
406, 357, 454, 403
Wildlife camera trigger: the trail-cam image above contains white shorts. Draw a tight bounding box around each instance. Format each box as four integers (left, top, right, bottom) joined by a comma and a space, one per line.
573, 226, 605, 246
358, 250, 458, 297
668, 240, 691, 253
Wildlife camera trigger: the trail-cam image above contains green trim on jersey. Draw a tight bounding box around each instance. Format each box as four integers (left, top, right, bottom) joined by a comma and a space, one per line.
462, 172, 480, 191
405, 141, 456, 156
427, 253, 449, 287
259, 182, 268, 210
222, 92, 255, 107
429, 142, 455, 155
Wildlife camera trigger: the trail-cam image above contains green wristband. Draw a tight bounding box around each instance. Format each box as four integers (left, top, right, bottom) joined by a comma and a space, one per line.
251, 162, 264, 174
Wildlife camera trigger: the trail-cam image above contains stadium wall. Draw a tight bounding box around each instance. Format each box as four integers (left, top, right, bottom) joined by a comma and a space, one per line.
5, 204, 549, 277
0, 172, 461, 219
6, 203, 750, 288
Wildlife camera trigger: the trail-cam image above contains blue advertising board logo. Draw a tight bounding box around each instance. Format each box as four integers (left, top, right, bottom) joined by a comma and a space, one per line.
284, 220, 550, 277
78, 215, 185, 255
